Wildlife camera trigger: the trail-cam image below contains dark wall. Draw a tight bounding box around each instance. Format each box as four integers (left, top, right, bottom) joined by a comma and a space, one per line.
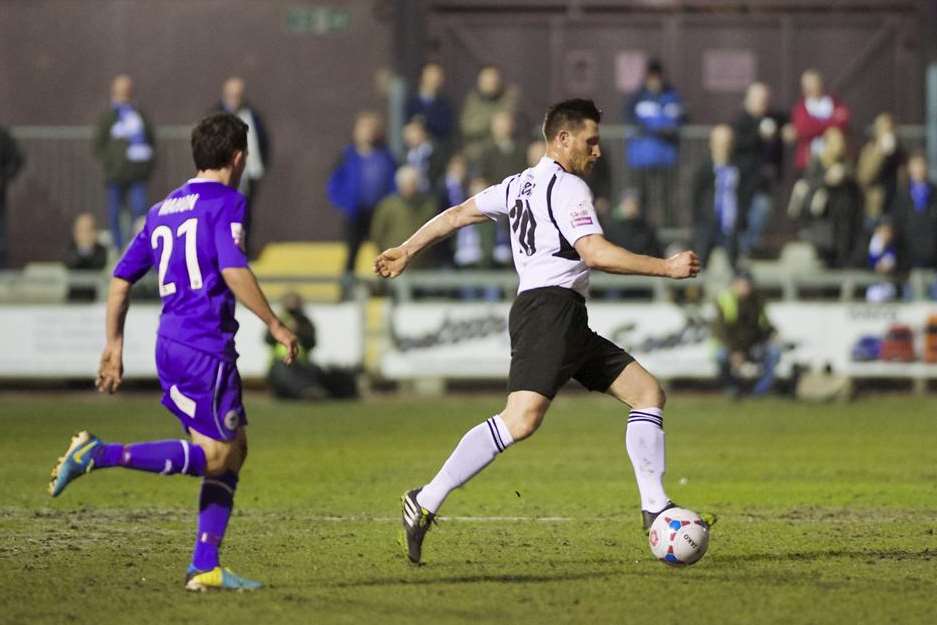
0, 0, 394, 266
425, 2, 925, 137
0, 0, 928, 266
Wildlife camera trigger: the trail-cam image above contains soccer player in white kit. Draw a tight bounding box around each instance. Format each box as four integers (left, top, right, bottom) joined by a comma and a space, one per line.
375, 99, 703, 564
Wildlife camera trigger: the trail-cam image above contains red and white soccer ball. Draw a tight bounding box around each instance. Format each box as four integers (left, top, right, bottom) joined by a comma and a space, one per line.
648, 507, 710, 566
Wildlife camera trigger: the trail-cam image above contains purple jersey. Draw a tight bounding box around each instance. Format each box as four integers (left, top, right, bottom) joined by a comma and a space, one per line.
114, 179, 248, 359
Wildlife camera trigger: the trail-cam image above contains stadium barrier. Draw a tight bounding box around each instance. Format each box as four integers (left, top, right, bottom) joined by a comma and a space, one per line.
380, 299, 937, 387
1, 291, 936, 391
0, 300, 364, 379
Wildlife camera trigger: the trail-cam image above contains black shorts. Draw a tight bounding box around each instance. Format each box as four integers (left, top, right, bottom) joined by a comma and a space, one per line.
508, 286, 635, 399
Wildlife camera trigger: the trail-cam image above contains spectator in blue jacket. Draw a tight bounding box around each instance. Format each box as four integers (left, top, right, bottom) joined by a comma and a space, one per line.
327, 111, 396, 274
625, 60, 684, 226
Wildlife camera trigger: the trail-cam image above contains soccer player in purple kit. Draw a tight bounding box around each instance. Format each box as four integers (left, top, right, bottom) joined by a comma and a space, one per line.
48, 112, 299, 591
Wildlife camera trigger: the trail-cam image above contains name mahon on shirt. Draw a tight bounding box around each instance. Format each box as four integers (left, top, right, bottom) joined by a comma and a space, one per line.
158, 193, 200, 216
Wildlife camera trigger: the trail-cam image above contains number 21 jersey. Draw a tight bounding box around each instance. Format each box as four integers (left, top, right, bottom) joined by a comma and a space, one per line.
473, 157, 603, 297
113, 179, 249, 359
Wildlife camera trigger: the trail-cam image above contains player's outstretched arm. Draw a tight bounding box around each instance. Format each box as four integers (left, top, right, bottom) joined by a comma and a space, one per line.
574, 234, 701, 279
221, 267, 299, 364
96, 277, 133, 394
374, 198, 489, 279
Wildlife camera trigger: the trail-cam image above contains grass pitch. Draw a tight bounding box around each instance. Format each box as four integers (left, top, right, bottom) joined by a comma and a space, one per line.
1, 390, 935, 625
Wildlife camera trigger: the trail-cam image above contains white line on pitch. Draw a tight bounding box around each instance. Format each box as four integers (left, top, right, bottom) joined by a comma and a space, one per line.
293, 516, 575, 523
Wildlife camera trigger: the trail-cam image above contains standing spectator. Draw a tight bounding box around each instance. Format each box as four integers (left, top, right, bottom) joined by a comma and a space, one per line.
369, 166, 437, 268
405, 62, 454, 148
213, 77, 270, 256
0, 123, 24, 268
625, 60, 684, 226
459, 65, 520, 164
477, 111, 527, 185
437, 153, 470, 267
692, 125, 741, 268
792, 127, 864, 268
893, 151, 937, 269
93, 74, 156, 250
602, 190, 662, 258
857, 112, 905, 224
476, 111, 526, 271
451, 176, 504, 301
713, 272, 780, 397
65, 212, 109, 302
452, 174, 486, 271
402, 116, 444, 193
790, 69, 850, 173
732, 82, 787, 256
327, 112, 396, 275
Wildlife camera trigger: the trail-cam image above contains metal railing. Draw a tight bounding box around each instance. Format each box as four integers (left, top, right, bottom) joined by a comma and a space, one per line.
0, 264, 933, 305
9, 124, 925, 240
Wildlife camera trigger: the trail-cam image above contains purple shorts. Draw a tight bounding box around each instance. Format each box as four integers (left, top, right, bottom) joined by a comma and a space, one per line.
155, 337, 246, 441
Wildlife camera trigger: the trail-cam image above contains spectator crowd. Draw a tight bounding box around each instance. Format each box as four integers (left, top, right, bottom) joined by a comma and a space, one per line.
0, 60, 935, 309
321, 60, 937, 305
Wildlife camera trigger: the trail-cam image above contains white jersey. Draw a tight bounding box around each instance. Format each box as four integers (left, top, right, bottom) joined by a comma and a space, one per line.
473, 157, 603, 296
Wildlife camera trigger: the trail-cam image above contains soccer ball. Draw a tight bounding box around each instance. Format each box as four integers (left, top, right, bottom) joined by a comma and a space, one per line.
648, 507, 710, 566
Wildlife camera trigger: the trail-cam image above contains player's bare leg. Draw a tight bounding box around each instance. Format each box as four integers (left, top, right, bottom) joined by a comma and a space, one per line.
605, 362, 676, 529
402, 391, 550, 563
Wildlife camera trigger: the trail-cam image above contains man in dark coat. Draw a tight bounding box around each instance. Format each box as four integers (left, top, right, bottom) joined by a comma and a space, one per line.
892, 152, 937, 270
692, 125, 742, 268
93, 74, 156, 250
0, 123, 24, 268
212, 77, 270, 258
732, 82, 787, 256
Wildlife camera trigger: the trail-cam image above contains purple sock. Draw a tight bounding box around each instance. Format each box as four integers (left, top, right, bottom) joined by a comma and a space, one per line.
92, 440, 206, 476
192, 472, 239, 571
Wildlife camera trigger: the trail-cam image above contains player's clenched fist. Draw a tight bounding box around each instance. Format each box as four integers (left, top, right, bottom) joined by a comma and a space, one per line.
374, 247, 411, 279
95, 344, 124, 394
665, 250, 701, 280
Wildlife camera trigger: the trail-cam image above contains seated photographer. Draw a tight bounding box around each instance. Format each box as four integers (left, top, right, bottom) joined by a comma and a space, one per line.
712, 272, 780, 397
265, 292, 326, 400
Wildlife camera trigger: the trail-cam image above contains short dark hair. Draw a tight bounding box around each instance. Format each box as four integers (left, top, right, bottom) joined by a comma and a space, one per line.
542, 99, 602, 141
191, 112, 248, 171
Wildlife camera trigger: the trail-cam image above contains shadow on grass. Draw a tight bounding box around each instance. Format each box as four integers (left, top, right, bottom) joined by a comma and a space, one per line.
331, 570, 616, 588
713, 547, 935, 564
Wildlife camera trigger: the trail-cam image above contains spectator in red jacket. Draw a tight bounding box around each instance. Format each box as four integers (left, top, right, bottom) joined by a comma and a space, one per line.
790, 69, 850, 172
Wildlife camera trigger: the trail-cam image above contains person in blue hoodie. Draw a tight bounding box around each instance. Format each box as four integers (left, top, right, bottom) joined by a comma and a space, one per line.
327, 112, 397, 275
625, 60, 684, 226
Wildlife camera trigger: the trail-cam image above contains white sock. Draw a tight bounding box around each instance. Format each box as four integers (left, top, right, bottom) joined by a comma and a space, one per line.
416, 415, 514, 514
626, 407, 670, 513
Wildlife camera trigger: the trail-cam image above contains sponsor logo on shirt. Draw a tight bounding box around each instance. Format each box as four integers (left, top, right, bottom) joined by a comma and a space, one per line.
569, 202, 594, 228
230, 223, 245, 251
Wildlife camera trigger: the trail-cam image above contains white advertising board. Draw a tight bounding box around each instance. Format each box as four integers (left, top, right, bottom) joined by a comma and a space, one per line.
0, 303, 362, 379
381, 301, 937, 380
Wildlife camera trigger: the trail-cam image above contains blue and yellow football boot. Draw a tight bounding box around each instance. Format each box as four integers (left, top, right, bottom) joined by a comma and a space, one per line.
49, 431, 102, 497
184, 566, 263, 592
